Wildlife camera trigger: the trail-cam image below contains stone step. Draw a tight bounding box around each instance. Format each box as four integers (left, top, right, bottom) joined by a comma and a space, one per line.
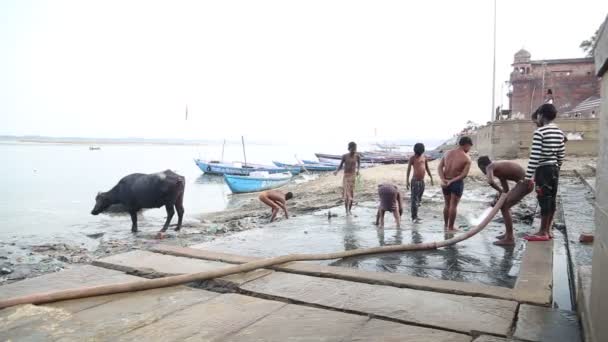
241, 271, 517, 336
0, 264, 140, 300
93, 249, 273, 287
92, 248, 515, 336
1, 288, 471, 341
513, 304, 581, 342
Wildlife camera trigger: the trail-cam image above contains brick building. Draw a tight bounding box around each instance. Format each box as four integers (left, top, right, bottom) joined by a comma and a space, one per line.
508, 49, 600, 118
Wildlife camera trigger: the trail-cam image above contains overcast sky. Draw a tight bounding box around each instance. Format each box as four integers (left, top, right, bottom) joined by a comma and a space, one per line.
1, 1, 607, 143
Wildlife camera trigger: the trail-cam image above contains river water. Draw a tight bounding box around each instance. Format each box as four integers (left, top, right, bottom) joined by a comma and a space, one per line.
0, 141, 350, 245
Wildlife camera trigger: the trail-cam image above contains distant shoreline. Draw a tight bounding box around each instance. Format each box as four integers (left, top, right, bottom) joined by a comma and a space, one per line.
11, 139, 210, 146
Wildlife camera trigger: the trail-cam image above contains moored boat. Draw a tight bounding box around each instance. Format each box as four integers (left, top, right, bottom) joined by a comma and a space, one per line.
195, 159, 299, 176
224, 172, 292, 194
273, 161, 337, 172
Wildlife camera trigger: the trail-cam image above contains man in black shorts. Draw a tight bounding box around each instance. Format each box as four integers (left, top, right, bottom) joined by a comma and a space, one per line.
523, 103, 566, 241
438, 137, 473, 232
375, 183, 403, 228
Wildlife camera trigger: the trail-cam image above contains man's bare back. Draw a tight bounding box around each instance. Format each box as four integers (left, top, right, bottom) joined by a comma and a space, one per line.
259, 190, 292, 222
477, 157, 534, 246
441, 149, 471, 180
438, 137, 473, 232
489, 161, 525, 183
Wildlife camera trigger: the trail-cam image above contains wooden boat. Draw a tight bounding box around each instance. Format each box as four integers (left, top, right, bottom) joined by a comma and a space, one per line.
224, 172, 292, 194
195, 159, 300, 176
89, 146, 101, 151
273, 161, 337, 172
315, 152, 409, 164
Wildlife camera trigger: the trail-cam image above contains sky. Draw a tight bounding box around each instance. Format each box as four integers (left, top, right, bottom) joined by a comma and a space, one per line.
1, 1, 607, 144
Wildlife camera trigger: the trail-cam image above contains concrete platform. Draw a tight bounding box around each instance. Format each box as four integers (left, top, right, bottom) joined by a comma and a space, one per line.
0, 240, 561, 340
94, 250, 273, 286
152, 244, 553, 306
241, 271, 517, 336
1, 290, 471, 341
514, 304, 581, 342
90, 247, 518, 336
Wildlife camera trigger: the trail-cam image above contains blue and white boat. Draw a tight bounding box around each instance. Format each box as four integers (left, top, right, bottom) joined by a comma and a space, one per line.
224, 172, 292, 194
273, 161, 337, 172
195, 159, 300, 176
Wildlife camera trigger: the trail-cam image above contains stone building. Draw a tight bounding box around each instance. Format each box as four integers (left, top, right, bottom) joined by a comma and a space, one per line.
588, 16, 608, 342
509, 49, 600, 118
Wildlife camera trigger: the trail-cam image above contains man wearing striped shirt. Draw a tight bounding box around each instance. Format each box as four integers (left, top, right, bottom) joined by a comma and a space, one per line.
523, 103, 566, 242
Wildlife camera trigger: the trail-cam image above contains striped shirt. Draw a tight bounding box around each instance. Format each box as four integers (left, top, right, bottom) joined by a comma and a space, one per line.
525, 123, 566, 179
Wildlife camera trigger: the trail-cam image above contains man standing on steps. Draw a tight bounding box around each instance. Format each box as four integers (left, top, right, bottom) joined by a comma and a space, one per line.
407, 142, 434, 223
334, 142, 361, 215
438, 136, 473, 233
523, 103, 566, 242
477, 156, 534, 246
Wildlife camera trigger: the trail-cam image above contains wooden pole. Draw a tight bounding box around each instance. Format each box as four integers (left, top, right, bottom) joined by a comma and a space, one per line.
241, 136, 247, 166
221, 139, 226, 162
0, 194, 506, 309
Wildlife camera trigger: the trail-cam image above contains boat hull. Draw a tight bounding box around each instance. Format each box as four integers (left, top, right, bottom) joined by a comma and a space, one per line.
195, 159, 299, 176
273, 161, 337, 172
224, 173, 292, 194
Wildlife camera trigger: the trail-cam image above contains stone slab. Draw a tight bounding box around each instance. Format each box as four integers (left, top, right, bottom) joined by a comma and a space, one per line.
224, 304, 367, 342
0, 264, 140, 299
513, 241, 553, 305
241, 272, 517, 336
119, 293, 286, 341
152, 244, 516, 301
514, 304, 582, 342
577, 266, 593, 342
0, 287, 219, 340
349, 318, 470, 342
474, 336, 522, 342
94, 250, 273, 286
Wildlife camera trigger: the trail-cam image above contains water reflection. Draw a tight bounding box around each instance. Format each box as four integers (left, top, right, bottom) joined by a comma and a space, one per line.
409, 229, 429, 277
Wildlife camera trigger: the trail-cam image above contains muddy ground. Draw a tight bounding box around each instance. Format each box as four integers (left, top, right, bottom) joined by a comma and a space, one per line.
0, 156, 596, 285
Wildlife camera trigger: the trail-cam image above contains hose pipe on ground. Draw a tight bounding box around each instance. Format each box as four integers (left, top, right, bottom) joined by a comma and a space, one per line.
0, 194, 507, 309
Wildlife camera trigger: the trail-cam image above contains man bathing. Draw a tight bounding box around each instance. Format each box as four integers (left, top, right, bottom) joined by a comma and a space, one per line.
259, 190, 293, 222
406, 143, 434, 223
524, 103, 566, 241
438, 136, 473, 232
375, 183, 403, 228
334, 142, 361, 215
477, 156, 534, 245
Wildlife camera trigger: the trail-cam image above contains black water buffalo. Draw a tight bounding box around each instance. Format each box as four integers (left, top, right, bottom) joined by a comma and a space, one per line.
91, 170, 185, 233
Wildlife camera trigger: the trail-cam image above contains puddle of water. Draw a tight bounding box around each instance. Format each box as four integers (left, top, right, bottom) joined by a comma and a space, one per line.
553, 231, 573, 311
196, 190, 539, 288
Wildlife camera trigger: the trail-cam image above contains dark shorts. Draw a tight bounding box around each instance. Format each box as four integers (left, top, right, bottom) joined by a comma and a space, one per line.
442, 179, 464, 197
535, 165, 559, 216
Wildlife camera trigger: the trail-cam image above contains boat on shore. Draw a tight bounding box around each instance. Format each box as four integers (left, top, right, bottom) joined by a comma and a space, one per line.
224, 172, 292, 194
273, 161, 337, 172
315, 152, 409, 164
89, 146, 101, 151
195, 159, 300, 176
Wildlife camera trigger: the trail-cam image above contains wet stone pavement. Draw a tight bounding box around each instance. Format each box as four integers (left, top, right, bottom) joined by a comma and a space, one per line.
195, 185, 539, 288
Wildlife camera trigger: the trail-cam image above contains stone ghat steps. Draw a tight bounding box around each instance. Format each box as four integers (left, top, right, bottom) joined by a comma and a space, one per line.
0, 246, 580, 341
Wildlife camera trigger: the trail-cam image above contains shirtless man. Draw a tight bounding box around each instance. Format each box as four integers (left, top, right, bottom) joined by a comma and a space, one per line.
259, 190, 293, 222
478, 156, 534, 245
406, 143, 434, 223
375, 183, 403, 228
438, 136, 473, 232
334, 142, 361, 215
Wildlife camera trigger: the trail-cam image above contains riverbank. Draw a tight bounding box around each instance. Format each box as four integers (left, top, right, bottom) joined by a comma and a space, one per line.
0, 156, 595, 285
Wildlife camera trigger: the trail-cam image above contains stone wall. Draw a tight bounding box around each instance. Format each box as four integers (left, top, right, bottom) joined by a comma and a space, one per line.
510, 53, 600, 118
589, 16, 608, 342
474, 118, 599, 159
